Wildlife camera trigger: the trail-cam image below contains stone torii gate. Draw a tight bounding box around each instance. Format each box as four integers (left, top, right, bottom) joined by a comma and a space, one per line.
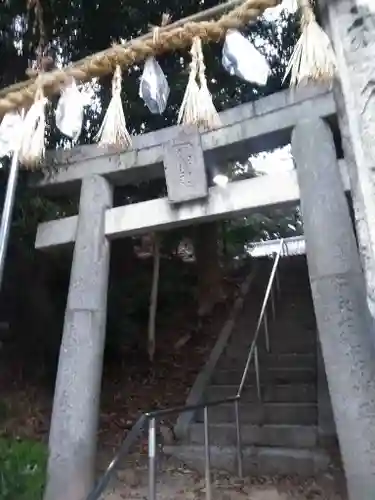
36, 82, 375, 500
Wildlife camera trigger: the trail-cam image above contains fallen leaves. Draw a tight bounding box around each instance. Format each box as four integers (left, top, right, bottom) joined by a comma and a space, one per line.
103, 454, 347, 500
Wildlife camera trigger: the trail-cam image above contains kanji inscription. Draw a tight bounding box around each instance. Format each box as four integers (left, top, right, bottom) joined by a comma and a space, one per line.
163, 125, 208, 204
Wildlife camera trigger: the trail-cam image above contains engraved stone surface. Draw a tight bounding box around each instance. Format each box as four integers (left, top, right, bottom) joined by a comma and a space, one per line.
340, 3, 375, 168
292, 118, 375, 500
163, 125, 208, 204
321, 0, 375, 327
347, 3, 375, 49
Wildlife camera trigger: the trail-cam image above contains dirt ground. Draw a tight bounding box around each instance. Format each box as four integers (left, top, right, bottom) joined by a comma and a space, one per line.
99, 452, 348, 500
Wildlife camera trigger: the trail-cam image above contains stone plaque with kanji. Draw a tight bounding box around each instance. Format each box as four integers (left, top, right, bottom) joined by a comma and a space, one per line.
163, 125, 208, 204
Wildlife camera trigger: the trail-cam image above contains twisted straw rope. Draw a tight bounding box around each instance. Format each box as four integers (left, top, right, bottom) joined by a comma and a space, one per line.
0, 0, 281, 118
297, 0, 315, 26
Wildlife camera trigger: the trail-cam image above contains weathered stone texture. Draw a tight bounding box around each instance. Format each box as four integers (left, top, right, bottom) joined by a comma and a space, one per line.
44, 175, 113, 500
320, 0, 375, 332
163, 125, 208, 204
292, 117, 375, 500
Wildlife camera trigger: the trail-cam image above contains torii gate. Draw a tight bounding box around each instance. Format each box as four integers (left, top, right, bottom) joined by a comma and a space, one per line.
36, 84, 343, 247
0, 0, 370, 497
36, 73, 375, 500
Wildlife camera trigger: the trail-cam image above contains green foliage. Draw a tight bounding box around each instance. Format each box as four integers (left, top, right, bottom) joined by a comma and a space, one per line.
0, 439, 47, 500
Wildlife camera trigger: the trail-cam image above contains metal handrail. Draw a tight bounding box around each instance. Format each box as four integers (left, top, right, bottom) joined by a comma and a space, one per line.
237, 238, 286, 398
234, 238, 286, 476
87, 239, 287, 500
86, 397, 239, 500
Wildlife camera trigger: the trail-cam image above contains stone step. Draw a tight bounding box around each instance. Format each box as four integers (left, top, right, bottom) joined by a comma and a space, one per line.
226, 340, 315, 355
217, 353, 316, 370
231, 328, 317, 343
272, 307, 314, 315
163, 444, 330, 476
273, 285, 310, 293
195, 402, 317, 425
212, 367, 316, 385
269, 326, 316, 336
223, 339, 317, 357
269, 325, 316, 335
188, 423, 318, 448
205, 383, 317, 403
227, 337, 317, 354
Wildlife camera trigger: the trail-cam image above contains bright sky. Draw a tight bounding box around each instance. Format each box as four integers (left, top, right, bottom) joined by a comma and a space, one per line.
356, 0, 375, 12
264, 0, 297, 20
250, 145, 294, 175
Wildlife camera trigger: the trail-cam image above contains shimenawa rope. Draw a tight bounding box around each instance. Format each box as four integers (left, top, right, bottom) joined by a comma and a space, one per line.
0, 0, 281, 118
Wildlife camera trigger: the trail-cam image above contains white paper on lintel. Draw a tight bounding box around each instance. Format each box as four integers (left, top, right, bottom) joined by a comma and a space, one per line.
222, 30, 270, 86
0, 111, 24, 158
139, 56, 170, 114
55, 79, 85, 142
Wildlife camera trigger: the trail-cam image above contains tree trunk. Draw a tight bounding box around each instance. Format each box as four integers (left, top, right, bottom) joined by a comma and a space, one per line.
148, 233, 160, 362
194, 221, 224, 317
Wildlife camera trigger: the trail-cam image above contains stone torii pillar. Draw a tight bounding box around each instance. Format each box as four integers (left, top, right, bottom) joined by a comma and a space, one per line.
292, 118, 375, 500
44, 175, 113, 500
318, 0, 375, 331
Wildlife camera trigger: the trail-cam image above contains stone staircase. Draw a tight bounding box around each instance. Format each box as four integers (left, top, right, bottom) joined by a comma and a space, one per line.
165, 256, 331, 475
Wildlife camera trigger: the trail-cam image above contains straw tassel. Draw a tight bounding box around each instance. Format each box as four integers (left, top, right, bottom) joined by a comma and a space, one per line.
178, 37, 220, 130
178, 37, 201, 126
19, 85, 47, 169
95, 64, 132, 149
283, 0, 336, 86
196, 37, 221, 130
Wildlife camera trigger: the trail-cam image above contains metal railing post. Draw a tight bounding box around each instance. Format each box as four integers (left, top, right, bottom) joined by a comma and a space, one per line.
272, 251, 280, 296
264, 310, 270, 352
203, 406, 212, 500
234, 399, 243, 478
0, 122, 23, 292
254, 345, 261, 400
148, 418, 157, 500
283, 241, 289, 257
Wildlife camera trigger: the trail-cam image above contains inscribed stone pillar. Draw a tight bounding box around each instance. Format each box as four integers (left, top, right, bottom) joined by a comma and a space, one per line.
318, 0, 375, 331
44, 175, 112, 500
292, 118, 375, 500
